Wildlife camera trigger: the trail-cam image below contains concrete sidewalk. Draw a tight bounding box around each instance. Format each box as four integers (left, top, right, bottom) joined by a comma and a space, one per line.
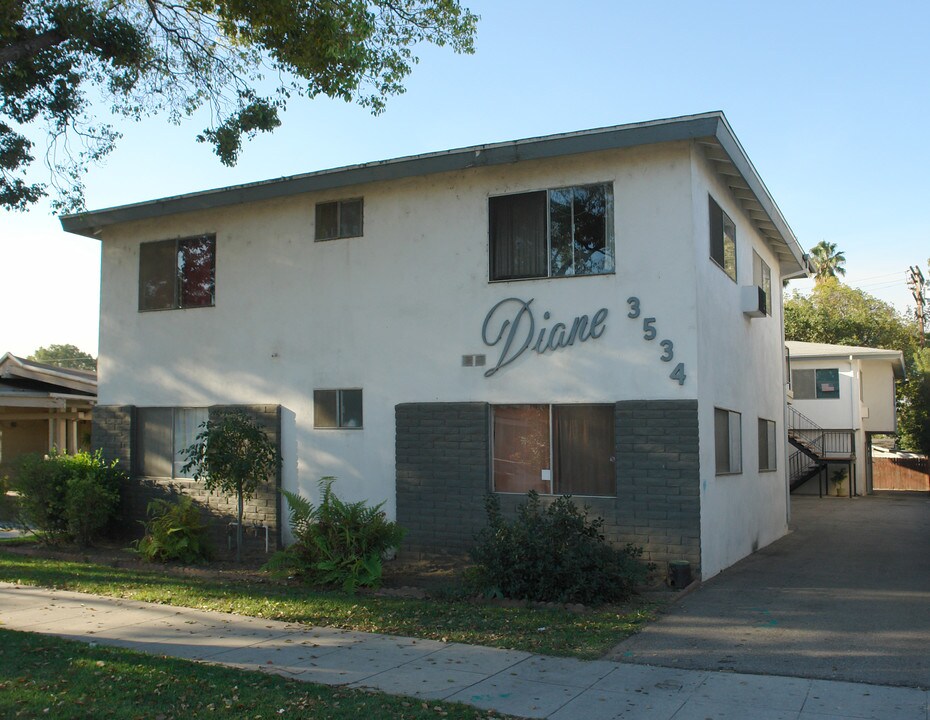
1, 583, 927, 719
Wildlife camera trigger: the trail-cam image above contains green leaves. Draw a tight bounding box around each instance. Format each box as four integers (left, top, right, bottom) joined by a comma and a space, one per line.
1, 0, 479, 211
132, 496, 214, 564
266, 477, 406, 593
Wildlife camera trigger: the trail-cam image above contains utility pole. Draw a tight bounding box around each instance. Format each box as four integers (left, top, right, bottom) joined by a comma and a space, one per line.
908, 265, 926, 347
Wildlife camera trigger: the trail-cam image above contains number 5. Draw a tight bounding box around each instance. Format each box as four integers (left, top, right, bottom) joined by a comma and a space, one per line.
643, 317, 656, 341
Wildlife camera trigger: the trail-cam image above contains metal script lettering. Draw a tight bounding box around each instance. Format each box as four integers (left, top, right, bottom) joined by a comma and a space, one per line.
482, 297, 608, 378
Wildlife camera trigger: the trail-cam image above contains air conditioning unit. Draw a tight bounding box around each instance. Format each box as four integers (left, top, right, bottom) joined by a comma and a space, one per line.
741, 285, 767, 318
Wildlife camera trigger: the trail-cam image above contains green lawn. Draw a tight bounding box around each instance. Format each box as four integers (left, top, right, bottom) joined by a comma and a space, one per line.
0, 628, 514, 719
0, 551, 657, 659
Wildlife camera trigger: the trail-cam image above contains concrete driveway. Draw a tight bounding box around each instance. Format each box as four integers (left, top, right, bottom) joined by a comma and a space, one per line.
608, 494, 930, 688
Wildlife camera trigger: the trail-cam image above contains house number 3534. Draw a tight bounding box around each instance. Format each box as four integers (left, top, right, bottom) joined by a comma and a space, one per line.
626, 297, 686, 385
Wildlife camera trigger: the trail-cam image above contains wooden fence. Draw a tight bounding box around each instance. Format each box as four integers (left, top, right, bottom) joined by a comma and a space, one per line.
872, 456, 930, 492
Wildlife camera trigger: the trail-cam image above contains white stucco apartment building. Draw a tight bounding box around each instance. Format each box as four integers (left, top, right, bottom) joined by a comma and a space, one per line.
62, 112, 807, 580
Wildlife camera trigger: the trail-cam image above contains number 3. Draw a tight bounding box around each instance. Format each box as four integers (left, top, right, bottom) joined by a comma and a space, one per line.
627, 297, 640, 318
660, 339, 674, 362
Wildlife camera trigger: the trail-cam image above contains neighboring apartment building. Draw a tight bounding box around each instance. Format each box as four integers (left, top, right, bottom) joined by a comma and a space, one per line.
787, 341, 906, 495
61, 112, 807, 580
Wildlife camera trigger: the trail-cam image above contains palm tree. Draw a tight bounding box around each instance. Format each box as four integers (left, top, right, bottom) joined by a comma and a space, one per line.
809, 241, 846, 283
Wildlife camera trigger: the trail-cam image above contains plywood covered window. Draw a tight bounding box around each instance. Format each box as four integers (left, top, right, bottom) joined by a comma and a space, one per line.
492, 404, 615, 496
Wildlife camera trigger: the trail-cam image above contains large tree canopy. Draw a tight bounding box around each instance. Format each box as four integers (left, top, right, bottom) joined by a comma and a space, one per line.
1, 0, 477, 211
785, 279, 917, 359
28, 343, 96, 370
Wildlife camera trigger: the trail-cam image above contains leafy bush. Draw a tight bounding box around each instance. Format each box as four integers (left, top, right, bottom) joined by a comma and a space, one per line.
265, 477, 406, 593
469, 491, 651, 605
13, 451, 123, 545
0, 474, 21, 527
132, 496, 213, 564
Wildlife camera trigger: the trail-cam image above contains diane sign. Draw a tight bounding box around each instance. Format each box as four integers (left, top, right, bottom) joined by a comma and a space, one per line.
481, 297, 608, 378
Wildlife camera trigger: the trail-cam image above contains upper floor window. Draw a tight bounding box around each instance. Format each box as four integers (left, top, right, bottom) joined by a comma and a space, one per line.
315, 198, 363, 240
139, 235, 215, 312
709, 196, 736, 282
792, 368, 840, 400
752, 251, 772, 316
489, 183, 614, 281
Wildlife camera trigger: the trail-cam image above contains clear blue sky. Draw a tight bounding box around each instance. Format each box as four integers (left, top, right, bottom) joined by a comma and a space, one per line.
3, 0, 928, 357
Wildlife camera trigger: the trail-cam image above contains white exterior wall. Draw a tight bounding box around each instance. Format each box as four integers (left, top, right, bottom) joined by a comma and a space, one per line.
99, 143, 701, 530
861, 359, 897, 433
97, 139, 790, 575
691, 148, 789, 579
790, 357, 858, 430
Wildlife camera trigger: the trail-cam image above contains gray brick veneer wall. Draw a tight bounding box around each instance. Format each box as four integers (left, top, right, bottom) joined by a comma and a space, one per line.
394, 399, 702, 576
395, 403, 490, 558
92, 403, 282, 561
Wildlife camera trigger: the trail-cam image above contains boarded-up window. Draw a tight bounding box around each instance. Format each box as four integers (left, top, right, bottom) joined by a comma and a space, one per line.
492, 404, 615, 496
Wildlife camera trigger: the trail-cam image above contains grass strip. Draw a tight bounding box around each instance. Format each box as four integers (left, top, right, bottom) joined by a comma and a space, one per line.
0, 628, 514, 719
0, 551, 656, 659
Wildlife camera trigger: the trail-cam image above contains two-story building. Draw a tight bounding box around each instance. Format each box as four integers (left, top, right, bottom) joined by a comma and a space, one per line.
786, 340, 906, 496
61, 112, 807, 580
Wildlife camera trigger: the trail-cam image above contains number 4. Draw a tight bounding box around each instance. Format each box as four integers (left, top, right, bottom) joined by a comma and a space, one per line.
670, 363, 686, 386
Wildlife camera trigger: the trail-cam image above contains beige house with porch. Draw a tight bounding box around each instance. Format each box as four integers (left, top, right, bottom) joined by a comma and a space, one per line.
0, 353, 96, 476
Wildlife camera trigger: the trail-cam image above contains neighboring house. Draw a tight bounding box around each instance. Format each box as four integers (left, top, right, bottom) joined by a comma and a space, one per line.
61, 112, 807, 580
0, 353, 96, 476
786, 341, 906, 496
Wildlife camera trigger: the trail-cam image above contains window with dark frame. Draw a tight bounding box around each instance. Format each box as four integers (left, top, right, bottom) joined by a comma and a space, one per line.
135, 407, 208, 478
752, 250, 772, 316
714, 407, 742, 475
491, 404, 615, 497
139, 235, 215, 312
758, 418, 777, 472
489, 183, 614, 281
709, 196, 737, 281
313, 389, 363, 428
315, 198, 363, 240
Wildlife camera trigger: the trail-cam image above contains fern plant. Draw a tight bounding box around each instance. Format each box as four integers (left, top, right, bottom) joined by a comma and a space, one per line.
132, 496, 213, 564
265, 477, 406, 593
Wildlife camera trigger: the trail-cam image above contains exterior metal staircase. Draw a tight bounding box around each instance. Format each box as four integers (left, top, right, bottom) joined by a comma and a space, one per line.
787, 405, 855, 492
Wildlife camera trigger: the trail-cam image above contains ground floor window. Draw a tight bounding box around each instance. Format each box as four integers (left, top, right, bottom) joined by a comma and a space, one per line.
491, 404, 615, 496
758, 418, 777, 471
313, 389, 363, 428
135, 407, 208, 478
715, 407, 742, 475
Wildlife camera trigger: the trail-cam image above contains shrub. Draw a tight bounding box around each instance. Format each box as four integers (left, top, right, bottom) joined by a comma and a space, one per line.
265, 477, 406, 593
13, 450, 123, 545
469, 491, 651, 605
132, 496, 213, 564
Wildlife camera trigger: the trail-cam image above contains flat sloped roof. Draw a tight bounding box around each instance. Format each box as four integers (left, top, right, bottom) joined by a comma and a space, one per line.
60, 111, 806, 273
786, 341, 906, 379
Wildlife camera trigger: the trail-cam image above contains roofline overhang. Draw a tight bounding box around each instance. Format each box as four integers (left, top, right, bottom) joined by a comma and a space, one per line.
787, 347, 907, 380
0, 352, 97, 394
59, 111, 806, 272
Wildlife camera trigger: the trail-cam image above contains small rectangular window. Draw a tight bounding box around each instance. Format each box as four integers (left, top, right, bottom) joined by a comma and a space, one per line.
752, 250, 772, 316
709, 196, 737, 281
758, 418, 777, 472
792, 368, 840, 399
489, 183, 614, 281
315, 199, 364, 240
314, 389, 363, 428
139, 236, 215, 312
491, 404, 615, 496
715, 407, 742, 475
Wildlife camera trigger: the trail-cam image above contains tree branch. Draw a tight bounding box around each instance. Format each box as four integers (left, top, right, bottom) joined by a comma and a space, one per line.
0, 29, 67, 65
